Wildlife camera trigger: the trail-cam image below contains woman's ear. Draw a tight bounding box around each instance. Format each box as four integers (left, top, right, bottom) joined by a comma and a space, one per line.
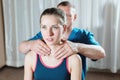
63, 24, 67, 33
73, 14, 77, 21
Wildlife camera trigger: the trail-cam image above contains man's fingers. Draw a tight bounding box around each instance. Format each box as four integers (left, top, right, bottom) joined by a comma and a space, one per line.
54, 46, 64, 57
39, 40, 51, 52
38, 45, 50, 55
55, 49, 67, 59
59, 53, 69, 60
36, 47, 48, 56
37, 40, 51, 55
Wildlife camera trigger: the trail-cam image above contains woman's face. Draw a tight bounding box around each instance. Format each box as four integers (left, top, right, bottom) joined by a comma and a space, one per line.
40, 15, 65, 46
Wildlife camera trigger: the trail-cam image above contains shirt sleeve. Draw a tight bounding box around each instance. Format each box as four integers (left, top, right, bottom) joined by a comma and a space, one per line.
28, 32, 43, 40
85, 31, 100, 45
81, 29, 101, 61
78, 29, 100, 45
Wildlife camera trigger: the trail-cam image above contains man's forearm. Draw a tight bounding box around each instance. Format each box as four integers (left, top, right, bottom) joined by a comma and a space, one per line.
19, 41, 31, 54
77, 43, 105, 59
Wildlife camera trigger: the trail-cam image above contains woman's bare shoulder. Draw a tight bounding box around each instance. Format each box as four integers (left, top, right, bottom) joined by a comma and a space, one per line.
68, 54, 81, 62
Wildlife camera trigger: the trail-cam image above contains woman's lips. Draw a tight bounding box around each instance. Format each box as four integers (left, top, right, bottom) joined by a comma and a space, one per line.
46, 38, 54, 42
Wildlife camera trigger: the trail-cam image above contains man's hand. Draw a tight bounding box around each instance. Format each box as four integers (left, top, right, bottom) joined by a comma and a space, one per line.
54, 40, 78, 60
19, 39, 51, 55
30, 40, 51, 56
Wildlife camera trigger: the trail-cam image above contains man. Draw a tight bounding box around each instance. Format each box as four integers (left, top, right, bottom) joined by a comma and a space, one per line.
19, 1, 105, 80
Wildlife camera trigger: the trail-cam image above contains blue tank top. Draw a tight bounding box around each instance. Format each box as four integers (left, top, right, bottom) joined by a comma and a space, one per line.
33, 54, 70, 80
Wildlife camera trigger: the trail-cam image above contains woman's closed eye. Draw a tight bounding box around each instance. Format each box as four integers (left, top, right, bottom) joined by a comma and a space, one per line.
52, 25, 59, 29
41, 25, 60, 30
41, 25, 47, 29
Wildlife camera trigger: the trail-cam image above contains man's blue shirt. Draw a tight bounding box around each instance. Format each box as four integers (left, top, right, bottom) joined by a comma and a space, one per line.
29, 28, 100, 80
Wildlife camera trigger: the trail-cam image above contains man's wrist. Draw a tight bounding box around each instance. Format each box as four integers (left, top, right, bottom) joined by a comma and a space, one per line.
27, 41, 32, 51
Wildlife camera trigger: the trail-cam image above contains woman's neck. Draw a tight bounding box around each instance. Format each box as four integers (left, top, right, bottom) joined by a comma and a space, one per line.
48, 45, 60, 56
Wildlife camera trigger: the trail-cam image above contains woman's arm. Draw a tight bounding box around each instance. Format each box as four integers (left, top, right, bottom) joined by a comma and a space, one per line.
24, 52, 34, 80
68, 54, 82, 80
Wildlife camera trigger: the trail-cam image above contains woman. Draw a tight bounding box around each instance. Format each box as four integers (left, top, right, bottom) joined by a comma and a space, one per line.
24, 7, 82, 80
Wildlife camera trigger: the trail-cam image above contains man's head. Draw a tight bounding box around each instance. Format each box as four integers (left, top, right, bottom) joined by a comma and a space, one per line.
57, 1, 77, 29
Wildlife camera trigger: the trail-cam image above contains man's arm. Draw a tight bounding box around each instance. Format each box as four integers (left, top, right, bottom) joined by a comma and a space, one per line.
54, 41, 105, 60
19, 40, 33, 53
19, 32, 51, 55
19, 39, 105, 60
77, 43, 105, 59
19, 40, 50, 55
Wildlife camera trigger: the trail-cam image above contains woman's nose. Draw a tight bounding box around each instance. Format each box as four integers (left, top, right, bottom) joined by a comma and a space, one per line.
48, 28, 53, 36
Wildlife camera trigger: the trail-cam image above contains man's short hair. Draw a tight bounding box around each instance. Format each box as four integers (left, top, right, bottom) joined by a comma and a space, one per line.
57, 1, 75, 8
